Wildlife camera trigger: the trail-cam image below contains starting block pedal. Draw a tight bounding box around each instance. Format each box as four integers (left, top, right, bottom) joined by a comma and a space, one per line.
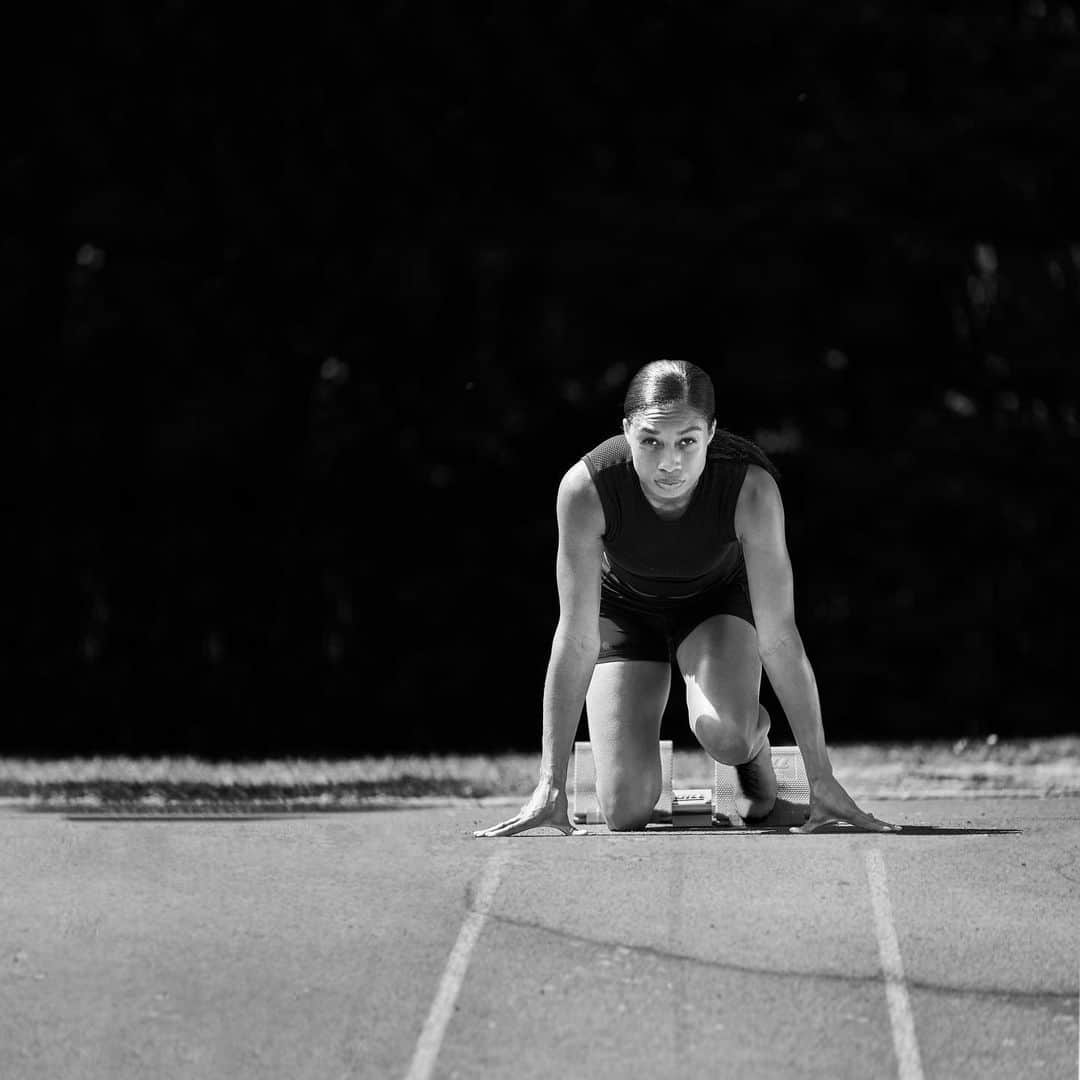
713, 745, 811, 828
572, 740, 673, 825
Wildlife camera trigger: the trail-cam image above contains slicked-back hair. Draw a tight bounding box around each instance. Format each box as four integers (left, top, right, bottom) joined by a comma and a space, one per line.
623, 358, 714, 427
622, 359, 782, 483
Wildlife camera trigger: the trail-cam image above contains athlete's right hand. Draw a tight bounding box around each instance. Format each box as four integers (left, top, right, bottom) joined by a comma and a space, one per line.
474, 780, 587, 837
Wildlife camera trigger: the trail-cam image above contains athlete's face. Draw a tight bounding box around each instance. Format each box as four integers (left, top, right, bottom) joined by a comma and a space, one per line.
622, 404, 716, 504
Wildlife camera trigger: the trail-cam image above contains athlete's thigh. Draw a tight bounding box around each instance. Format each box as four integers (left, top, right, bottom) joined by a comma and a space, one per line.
675, 613, 762, 725
585, 660, 670, 794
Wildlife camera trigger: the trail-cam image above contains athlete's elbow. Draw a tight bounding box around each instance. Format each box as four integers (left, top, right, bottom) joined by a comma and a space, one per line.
552, 623, 601, 657
756, 621, 802, 660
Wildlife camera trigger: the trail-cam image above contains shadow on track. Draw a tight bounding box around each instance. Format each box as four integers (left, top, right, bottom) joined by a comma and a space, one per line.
60, 814, 307, 822
504, 824, 1025, 837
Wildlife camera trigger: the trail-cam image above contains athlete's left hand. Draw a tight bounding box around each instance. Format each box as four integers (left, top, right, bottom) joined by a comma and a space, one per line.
793, 774, 901, 834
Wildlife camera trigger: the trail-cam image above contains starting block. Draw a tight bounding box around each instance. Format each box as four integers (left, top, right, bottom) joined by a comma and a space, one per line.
713, 745, 811, 828
572, 741, 812, 829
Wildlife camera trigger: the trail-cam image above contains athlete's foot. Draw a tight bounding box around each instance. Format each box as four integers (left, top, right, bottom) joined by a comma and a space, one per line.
734, 741, 777, 821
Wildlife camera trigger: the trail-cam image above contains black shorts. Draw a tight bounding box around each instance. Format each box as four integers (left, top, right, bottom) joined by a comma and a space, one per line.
597, 578, 755, 666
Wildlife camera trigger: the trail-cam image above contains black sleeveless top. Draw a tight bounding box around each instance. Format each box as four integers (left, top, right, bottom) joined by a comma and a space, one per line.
581, 434, 750, 604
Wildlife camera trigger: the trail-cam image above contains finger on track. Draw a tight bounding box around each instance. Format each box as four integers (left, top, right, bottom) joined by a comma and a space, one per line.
473, 816, 524, 837
854, 809, 900, 832
791, 813, 900, 834
475, 818, 588, 838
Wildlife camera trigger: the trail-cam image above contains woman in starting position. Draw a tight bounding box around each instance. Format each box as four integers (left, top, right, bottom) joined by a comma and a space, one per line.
476, 359, 898, 837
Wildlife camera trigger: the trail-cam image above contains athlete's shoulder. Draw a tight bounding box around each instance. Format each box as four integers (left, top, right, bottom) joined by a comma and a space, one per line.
557, 459, 605, 536
582, 432, 630, 473
706, 428, 781, 483
740, 463, 780, 495
735, 464, 784, 541
706, 441, 750, 470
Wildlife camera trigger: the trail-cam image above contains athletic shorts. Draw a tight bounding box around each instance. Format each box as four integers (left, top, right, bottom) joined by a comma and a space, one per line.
596, 577, 755, 666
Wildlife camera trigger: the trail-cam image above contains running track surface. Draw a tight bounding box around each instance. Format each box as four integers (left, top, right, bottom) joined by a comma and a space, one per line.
1, 798, 1077, 1079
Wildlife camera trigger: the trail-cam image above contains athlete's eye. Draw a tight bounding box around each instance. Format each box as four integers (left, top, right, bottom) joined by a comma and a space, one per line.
681, 438, 696, 446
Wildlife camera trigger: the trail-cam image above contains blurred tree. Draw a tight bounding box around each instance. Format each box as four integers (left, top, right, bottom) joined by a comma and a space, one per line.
7, 0, 1077, 753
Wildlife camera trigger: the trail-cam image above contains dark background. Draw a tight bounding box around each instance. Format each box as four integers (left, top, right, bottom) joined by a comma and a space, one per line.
6, 3, 1078, 757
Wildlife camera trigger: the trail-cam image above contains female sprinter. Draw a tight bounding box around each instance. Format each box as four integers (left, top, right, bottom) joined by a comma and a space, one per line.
476, 359, 898, 837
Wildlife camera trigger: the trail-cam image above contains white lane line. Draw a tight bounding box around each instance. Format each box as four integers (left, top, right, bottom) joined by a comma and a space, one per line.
403, 848, 510, 1080
864, 847, 925, 1080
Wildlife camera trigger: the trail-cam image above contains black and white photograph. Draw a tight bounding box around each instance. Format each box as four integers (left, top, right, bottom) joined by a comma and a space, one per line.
2, 3, 1079, 1077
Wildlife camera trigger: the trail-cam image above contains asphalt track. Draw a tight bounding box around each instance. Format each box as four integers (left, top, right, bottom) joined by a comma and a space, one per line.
1, 798, 1077, 1079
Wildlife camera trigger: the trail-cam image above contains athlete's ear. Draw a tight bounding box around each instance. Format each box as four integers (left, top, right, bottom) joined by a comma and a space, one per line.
707, 420, 717, 443
622, 417, 631, 439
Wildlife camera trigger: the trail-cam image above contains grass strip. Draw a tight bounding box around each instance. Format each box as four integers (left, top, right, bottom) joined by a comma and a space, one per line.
2, 737, 1077, 808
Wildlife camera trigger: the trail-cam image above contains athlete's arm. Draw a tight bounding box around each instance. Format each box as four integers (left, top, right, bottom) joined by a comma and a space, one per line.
540, 461, 605, 786
737, 466, 898, 832
474, 462, 603, 837
736, 465, 831, 784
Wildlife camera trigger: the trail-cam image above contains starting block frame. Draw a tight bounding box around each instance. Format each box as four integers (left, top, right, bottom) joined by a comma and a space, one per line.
572, 741, 811, 829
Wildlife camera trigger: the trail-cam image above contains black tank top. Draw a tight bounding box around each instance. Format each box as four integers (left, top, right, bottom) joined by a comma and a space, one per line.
581, 434, 750, 602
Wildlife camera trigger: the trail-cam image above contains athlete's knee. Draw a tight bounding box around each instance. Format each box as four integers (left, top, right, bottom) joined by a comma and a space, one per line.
599, 774, 661, 832
690, 704, 769, 765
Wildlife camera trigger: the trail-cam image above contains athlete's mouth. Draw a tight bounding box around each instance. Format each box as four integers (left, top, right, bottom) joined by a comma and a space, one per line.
656, 477, 684, 487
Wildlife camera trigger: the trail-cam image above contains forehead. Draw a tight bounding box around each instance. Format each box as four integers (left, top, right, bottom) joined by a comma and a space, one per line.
626, 403, 710, 431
